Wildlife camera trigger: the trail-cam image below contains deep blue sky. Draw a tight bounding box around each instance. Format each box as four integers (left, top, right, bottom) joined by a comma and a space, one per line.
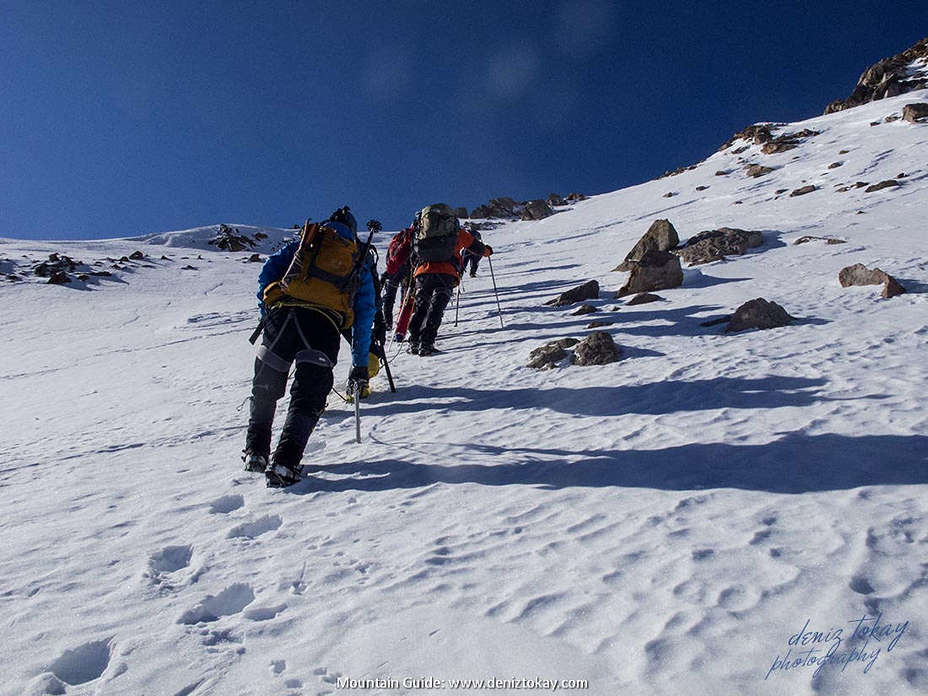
1, 1, 925, 239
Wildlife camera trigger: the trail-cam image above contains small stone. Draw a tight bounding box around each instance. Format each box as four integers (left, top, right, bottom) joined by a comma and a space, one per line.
775, 188, 788, 194
527, 338, 580, 370
789, 185, 817, 197
545, 280, 599, 307
695, 185, 709, 191
247, 253, 262, 263
662, 192, 676, 198
626, 292, 664, 305
839, 149, 850, 154
715, 170, 730, 176
181, 265, 198, 270
865, 179, 900, 193
828, 161, 843, 169
129, 250, 145, 260
745, 164, 774, 178
571, 304, 597, 315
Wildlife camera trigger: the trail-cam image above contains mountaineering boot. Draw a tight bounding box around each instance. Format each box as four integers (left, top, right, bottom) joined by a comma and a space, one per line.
243, 451, 269, 473
407, 342, 419, 355
418, 344, 441, 356
265, 461, 302, 488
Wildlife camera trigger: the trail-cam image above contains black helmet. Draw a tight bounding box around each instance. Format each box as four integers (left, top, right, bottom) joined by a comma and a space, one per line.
328, 206, 357, 236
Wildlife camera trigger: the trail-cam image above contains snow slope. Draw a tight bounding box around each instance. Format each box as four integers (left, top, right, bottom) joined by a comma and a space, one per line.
1, 91, 927, 696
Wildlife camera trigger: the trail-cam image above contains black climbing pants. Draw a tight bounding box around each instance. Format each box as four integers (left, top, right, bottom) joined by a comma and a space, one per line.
245, 307, 341, 468
407, 273, 456, 348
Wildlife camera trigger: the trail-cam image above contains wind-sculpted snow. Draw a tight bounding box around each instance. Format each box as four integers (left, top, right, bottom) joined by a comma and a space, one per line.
2, 90, 928, 695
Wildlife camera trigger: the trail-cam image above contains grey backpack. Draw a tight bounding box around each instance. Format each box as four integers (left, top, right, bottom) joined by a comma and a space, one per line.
413, 204, 460, 263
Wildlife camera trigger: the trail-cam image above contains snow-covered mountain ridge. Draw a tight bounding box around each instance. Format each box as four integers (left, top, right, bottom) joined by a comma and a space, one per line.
2, 91, 927, 696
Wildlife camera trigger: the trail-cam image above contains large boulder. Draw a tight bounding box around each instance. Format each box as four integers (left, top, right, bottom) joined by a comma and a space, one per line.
572, 332, 621, 366
614, 219, 679, 271
673, 228, 763, 266
617, 250, 683, 297
724, 298, 795, 333
521, 199, 554, 221
838, 263, 906, 298
903, 103, 928, 123
546, 193, 567, 206
545, 280, 600, 307
825, 37, 928, 114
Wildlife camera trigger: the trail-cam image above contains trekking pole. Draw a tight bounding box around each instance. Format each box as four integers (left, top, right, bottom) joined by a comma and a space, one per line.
377, 340, 397, 393
487, 255, 504, 328
352, 382, 361, 443
454, 282, 462, 327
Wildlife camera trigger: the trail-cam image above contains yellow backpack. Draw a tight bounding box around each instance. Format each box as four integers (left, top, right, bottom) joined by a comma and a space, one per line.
263, 221, 360, 328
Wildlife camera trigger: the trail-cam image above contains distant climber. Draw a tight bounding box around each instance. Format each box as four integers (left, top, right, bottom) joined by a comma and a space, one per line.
460, 228, 483, 277
406, 204, 492, 356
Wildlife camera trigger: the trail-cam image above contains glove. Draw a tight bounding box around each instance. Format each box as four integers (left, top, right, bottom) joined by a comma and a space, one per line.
347, 364, 369, 394
483, 245, 493, 257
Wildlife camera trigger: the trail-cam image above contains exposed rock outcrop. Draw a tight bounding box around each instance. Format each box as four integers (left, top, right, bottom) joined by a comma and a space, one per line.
521, 200, 554, 221
614, 219, 679, 272
825, 37, 928, 114
209, 224, 256, 252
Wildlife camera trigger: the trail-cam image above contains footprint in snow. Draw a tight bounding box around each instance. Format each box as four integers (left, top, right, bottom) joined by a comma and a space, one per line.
208, 494, 244, 514
177, 583, 255, 624
43, 638, 114, 688
227, 514, 282, 539
149, 545, 193, 574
